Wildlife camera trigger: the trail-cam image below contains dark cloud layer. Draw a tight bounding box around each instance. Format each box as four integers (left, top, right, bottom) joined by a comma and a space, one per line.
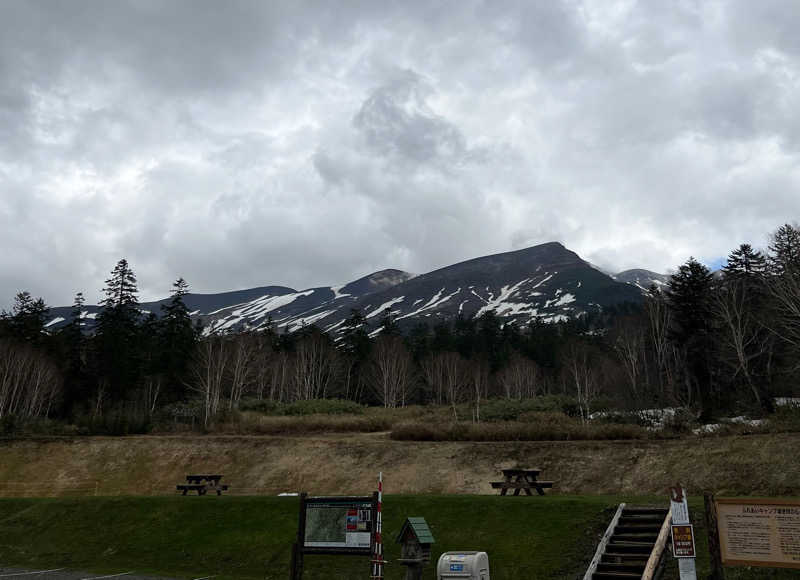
1, 0, 799, 308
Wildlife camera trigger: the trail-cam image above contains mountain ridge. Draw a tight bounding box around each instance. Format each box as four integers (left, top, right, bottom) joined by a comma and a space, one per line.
44, 243, 663, 334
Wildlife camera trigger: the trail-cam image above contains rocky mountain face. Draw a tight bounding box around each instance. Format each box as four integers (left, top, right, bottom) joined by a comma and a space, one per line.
612, 269, 669, 293
44, 242, 654, 335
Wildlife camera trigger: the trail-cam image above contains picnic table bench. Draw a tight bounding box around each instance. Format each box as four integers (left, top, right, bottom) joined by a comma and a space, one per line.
490, 468, 553, 496
176, 474, 230, 496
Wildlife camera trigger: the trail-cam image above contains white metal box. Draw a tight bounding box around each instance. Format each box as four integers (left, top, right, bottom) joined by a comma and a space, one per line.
436, 551, 490, 580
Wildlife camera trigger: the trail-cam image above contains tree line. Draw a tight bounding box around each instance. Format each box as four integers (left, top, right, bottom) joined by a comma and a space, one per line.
1, 224, 799, 431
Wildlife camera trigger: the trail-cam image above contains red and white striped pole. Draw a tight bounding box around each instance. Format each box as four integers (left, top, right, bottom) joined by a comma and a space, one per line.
372, 472, 385, 580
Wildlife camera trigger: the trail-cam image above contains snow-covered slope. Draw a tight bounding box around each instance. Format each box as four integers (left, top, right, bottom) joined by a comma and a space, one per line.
44, 243, 644, 334
309, 242, 642, 333
613, 269, 669, 293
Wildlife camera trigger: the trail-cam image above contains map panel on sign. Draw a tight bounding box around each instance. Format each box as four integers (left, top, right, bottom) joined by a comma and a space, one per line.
303, 499, 373, 550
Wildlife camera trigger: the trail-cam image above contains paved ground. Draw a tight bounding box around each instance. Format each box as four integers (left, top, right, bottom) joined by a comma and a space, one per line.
0, 568, 198, 580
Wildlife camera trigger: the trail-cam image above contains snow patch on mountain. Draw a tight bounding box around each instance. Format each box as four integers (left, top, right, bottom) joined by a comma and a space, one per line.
545, 292, 576, 308
330, 285, 351, 299
366, 296, 406, 318
474, 279, 530, 318
397, 287, 461, 320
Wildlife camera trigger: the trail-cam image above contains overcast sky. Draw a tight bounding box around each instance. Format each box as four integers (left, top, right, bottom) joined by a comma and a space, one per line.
2, 0, 799, 308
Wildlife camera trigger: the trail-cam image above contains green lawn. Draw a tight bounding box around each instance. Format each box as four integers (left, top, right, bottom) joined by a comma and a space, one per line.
0, 495, 798, 580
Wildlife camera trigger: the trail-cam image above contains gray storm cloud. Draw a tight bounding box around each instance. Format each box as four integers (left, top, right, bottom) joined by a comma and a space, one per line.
1, 0, 799, 308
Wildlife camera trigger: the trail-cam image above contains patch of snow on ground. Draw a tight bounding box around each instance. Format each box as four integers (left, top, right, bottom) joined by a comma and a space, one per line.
693, 416, 765, 435
775, 397, 800, 407
366, 296, 405, 318
188, 310, 200, 316
81, 311, 97, 320
590, 407, 682, 430
458, 299, 468, 314
45, 317, 65, 327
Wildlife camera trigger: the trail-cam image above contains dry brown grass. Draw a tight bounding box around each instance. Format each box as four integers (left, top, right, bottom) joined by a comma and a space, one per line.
390, 412, 648, 441
213, 411, 393, 435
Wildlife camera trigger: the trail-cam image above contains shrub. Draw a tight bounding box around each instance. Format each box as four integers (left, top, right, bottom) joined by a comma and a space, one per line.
767, 406, 800, 433
478, 396, 582, 422
279, 399, 365, 416
215, 412, 391, 435
238, 398, 280, 414
390, 413, 648, 442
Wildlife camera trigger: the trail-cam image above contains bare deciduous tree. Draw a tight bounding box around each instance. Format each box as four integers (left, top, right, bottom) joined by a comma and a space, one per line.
228, 334, 257, 409
563, 342, 599, 422
189, 337, 227, 426
368, 336, 413, 408
291, 331, 339, 401
714, 280, 772, 405
498, 354, 541, 400
0, 340, 61, 420
612, 315, 648, 402
421, 352, 466, 416
467, 357, 490, 422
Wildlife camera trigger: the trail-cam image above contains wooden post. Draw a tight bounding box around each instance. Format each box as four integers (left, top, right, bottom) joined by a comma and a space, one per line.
703, 492, 725, 580
290, 492, 307, 580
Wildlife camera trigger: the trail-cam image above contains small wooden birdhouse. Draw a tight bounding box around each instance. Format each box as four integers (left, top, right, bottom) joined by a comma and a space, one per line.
396, 517, 435, 563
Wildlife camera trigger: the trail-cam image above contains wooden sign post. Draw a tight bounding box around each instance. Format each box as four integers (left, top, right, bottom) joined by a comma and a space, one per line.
669, 485, 697, 580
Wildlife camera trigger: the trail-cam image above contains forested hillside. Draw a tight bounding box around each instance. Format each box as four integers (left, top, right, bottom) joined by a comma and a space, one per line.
1, 224, 799, 434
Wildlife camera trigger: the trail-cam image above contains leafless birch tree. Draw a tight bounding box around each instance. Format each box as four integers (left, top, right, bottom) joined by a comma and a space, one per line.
368, 336, 413, 408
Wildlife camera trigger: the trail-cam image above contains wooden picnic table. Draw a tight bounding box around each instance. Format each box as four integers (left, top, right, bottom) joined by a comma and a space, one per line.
177, 474, 230, 496
490, 468, 553, 496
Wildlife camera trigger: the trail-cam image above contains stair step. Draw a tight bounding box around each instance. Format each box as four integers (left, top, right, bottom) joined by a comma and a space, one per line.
607, 542, 654, 553
623, 507, 669, 515
597, 562, 646, 573
602, 553, 649, 563
592, 572, 642, 579
617, 516, 664, 527
614, 525, 662, 534
611, 533, 658, 543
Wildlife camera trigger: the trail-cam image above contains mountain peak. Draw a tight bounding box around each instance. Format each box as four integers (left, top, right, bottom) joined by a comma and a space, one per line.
340, 269, 414, 296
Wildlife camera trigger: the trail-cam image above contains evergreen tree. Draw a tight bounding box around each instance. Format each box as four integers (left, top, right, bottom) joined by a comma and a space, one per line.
768, 223, 800, 275
722, 244, 767, 281
339, 309, 371, 361
95, 259, 142, 403
378, 309, 400, 336
158, 278, 197, 400
666, 257, 716, 417
61, 292, 89, 414
5, 291, 49, 344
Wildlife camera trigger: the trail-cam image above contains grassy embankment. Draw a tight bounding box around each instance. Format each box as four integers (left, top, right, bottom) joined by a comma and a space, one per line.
1, 495, 798, 580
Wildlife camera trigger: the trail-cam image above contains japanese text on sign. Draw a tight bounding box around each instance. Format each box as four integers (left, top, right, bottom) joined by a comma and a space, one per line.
716, 498, 800, 569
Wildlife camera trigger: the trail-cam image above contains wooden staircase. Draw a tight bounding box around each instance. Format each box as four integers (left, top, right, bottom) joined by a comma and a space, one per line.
584, 504, 672, 580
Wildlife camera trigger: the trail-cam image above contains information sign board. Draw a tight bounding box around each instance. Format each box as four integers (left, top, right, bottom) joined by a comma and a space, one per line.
671, 524, 696, 558
716, 498, 800, 568
299, 495, 376, 555
669, 485, 697, 580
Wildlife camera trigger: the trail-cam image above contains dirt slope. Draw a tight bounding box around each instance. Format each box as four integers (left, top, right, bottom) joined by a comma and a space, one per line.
0, 432, 798, 497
